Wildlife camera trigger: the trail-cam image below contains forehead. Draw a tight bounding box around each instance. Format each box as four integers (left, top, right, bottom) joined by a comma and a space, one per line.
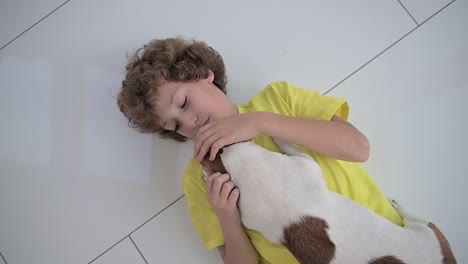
151, 82, 179, 108
151, 82, 184, 126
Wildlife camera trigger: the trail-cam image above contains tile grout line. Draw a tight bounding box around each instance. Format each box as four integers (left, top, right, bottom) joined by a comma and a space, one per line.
88, 194, 185, 264
420, 0, 456, 25
323, 27, 415, 95
126, 195, 185, 240
129, 235, 149, 264
0, 0, 71, 52
324, 0, 456, 95
87, 235, 129, 264
397, 0, 419, 26
0, 251, 7, 264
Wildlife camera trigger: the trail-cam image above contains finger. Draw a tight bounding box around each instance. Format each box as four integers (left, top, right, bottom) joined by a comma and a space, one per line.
205, 172, 222, 195
194, 123, 215, 158
211, 173, 230, 197
194, 127, 216, 160
209, 139, 226, 161
228, 188, 240, 207
197, 133, 221, 162
219, 181, 236, 203
197, 133, 217, 161
196, 121, 214, 140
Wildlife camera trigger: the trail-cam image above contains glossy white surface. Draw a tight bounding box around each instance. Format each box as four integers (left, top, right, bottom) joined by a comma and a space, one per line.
400, 0, 453, 24
91, 238, 146, 264
329, 0, 467, 261
0, 0, 464, 263
131, 196, 223, 263
0, 0, 67, 48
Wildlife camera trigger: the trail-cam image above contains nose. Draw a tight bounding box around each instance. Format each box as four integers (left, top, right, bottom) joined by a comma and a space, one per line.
191, 114, 199, 128
189, 113, 207, 132
177, 113, 198, 139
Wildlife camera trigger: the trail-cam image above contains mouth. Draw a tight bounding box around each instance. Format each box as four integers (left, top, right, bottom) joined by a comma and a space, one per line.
204, 116, 211, 126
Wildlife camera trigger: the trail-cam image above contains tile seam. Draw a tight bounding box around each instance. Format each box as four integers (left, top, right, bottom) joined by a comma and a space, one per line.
88, 194, 185, 263
324, 0, 456, 95
0, 0, 71, 52
397, 0, 420, 26
129, 235, 149, 264
0, 251, 7, 264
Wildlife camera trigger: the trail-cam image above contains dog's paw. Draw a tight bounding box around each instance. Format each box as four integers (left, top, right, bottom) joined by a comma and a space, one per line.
387, 197, 408, 218
272, 137, 289, 148
388, 198, 400, 208
387, 198, 427, 225
272, 137, 299, 153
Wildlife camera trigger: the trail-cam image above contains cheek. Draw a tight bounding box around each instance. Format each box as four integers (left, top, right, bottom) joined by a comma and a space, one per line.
188, 98, 203, 112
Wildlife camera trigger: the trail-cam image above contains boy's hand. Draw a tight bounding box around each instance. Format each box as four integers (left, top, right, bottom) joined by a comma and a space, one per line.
205, 172, 241, 225
194, 112, 261, 162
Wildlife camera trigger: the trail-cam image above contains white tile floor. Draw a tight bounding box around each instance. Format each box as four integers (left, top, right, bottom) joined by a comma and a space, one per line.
0, 0, 466, 263
91, 237, 146, 264
0, 0, 68, 48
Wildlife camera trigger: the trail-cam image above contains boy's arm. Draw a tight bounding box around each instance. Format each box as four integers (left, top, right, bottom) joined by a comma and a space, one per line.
217, 220, 259, 264
201, 172, 259, 263
258, 112, 370, 162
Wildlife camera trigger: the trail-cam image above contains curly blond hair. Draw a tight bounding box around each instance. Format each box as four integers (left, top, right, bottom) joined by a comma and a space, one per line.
116, 37, 227, 142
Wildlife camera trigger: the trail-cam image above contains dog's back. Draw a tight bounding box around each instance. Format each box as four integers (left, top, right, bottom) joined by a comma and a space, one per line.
202, 140, 456, 264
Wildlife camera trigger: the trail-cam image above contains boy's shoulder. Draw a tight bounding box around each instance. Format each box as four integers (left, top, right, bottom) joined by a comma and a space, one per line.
261, 80, 292, 93
248, 81, 315, 106
258, 81, 315, 98
251, 80, 293, 100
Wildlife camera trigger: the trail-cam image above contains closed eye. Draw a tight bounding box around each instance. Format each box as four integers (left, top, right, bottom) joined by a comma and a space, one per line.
173, 96, 187, 132
181, 96, 187, 108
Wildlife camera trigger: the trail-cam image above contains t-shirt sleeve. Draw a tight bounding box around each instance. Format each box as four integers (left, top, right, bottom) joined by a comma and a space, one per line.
182, 159, 225, 250
261, 81, 349, 121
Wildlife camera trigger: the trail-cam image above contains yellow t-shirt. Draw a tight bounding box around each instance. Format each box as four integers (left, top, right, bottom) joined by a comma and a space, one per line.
182, 81, 403, 263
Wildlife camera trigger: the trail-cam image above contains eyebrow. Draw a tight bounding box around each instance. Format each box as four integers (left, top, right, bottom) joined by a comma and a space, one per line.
162, 93, 175, 129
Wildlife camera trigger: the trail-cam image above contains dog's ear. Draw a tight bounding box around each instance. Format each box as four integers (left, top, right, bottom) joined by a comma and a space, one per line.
200, 149, 226, 175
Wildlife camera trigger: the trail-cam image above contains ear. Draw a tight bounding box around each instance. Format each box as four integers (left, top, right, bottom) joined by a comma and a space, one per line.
206, 69, 215, 83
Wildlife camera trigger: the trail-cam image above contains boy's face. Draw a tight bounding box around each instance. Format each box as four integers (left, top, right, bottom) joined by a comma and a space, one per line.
153, 71, 238, 139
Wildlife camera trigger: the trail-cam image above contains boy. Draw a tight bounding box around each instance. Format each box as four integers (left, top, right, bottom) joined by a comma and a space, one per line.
117, 37, 403, 264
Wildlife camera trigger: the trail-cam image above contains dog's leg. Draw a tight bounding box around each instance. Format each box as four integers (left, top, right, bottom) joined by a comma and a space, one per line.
388, 198, 457, 263
388, 198, 428, 226
272, 138, 311, 159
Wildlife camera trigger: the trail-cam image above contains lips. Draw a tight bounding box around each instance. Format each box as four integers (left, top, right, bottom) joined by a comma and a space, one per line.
197, 116, 210, 129
204, 116, 211, 126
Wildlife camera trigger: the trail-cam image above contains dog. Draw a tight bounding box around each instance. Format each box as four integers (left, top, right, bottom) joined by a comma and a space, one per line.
200, 138, 456, 264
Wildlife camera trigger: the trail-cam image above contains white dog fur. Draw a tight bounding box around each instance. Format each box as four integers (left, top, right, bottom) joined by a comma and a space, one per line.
201, 138, 456, 264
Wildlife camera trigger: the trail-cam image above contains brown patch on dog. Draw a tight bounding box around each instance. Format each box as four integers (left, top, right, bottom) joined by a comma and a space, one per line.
428, 222, 457, 264
200, 149, 227, 175
282, 216, 335, 264
369, 255, 405, 264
